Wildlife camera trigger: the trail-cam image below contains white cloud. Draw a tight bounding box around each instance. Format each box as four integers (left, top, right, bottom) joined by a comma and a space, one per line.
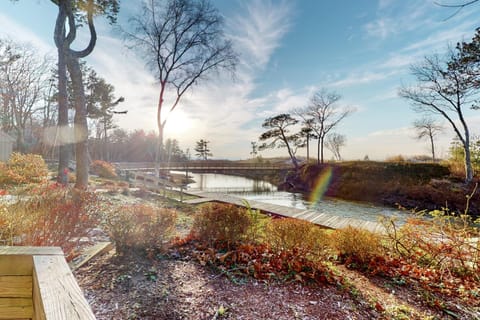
0, 13, 54, 55
364, 0, 433, 40
364, 18, 396, 39
228, 0, 292, 69
369, 126, 415, 137
329, 70, 397, 88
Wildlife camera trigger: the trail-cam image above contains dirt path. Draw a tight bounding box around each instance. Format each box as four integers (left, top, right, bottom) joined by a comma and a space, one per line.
75, 250, 379, 319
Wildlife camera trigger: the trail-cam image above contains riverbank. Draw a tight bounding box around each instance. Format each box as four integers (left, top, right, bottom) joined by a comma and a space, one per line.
280, 161, 480, 217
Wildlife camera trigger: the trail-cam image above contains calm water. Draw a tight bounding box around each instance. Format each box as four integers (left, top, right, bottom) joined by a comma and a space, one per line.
179, 171, 410, 223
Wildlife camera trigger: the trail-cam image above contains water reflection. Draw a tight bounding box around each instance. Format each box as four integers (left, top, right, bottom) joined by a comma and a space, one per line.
182, 171, 409, 223
185, 172, 277, 193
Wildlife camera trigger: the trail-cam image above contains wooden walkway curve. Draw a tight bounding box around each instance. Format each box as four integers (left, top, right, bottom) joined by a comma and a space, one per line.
185, 191, 386, 233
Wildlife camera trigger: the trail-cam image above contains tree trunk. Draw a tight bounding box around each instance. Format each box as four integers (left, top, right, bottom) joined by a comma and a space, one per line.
429, 134, 435, 161
317, 139, 321, 165
57, 50, 70, 184
463, 141, 474, 183
155, 82, 166, 177
306, 135, 309, 162
67, 56, 89, 189
154, 122, 165, 177
279, 129, 298, 170
320, 136, 325, 164
14, 127, 25, 153
54, 1, 71, 184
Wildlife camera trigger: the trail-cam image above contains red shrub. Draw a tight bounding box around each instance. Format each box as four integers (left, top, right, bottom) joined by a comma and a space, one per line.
0, 184, 101, 260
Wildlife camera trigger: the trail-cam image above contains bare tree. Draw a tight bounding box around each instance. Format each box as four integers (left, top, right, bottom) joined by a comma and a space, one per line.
296, 89, 353, 164
399, 50, 477, 182
0, 39, 52, 152
259, 114, 304, 170
413, 117, 444, 161
123, 0, 237, 175
325, 132, 346, 161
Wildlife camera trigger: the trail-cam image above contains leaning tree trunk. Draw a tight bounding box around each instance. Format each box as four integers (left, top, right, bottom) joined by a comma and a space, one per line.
67, 56, 89, 189
463, 141, 474, 183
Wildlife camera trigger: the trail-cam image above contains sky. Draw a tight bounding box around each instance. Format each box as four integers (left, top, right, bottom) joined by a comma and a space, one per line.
1, 0, 480, 160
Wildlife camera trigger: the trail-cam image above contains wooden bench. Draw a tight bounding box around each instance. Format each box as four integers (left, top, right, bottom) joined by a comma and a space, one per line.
0, 246, 95, 320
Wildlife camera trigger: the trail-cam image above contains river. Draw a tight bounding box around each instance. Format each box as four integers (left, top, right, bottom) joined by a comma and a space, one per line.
180, 171, 411, 223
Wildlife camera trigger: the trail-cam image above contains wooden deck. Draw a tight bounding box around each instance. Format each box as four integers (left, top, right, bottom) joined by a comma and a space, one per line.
185, 191, 385, 233
0, 246, 95, 320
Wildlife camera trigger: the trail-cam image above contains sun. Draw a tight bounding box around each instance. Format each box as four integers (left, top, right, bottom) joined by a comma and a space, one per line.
163, 110, 195, 136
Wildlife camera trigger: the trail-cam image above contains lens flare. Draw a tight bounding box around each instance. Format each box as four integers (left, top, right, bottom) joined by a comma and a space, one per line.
308, 166, 333, 204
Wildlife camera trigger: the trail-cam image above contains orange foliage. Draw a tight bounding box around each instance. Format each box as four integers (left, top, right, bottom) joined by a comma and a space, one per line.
191, 203, 252, 248
0, 153, 48, 186
103, 204, 177, 255
90, 160, 117, 179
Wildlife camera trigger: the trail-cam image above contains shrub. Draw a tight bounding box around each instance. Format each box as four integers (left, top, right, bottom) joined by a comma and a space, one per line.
242, 200, 270, 243
103, 204, 177, 255
0, 184, 100, 260
191, 202, 252, 248
0, 153, 48, 186
265, 218, 330, 258
386, 155, 406, 163
333, 226, 385, 267
90, 160, 117, 179
383, 210, 480, 278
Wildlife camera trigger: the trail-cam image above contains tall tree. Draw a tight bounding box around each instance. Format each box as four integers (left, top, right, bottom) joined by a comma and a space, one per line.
123, 0, 237, 174
325, 132, 346, 161
413, 117, 444, 161
259, 114, 303, 170
250, 141, 258, 158
51, 0, 119, 188
296, 89, 352, 164
85, 69, 124, 161
399, 50, 477, 182
299, 118, 316, 162
194, 139, 212, 160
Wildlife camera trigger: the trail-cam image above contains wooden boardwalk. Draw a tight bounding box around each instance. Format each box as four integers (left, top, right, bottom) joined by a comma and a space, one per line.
185, 191, 385, 233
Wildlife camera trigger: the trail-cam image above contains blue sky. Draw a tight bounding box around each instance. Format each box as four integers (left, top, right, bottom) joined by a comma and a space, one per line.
1, 0, 480, 160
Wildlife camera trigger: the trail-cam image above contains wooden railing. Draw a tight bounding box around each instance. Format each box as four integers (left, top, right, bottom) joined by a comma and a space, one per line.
0, 246, 95, 320
115, 161, 292, 171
